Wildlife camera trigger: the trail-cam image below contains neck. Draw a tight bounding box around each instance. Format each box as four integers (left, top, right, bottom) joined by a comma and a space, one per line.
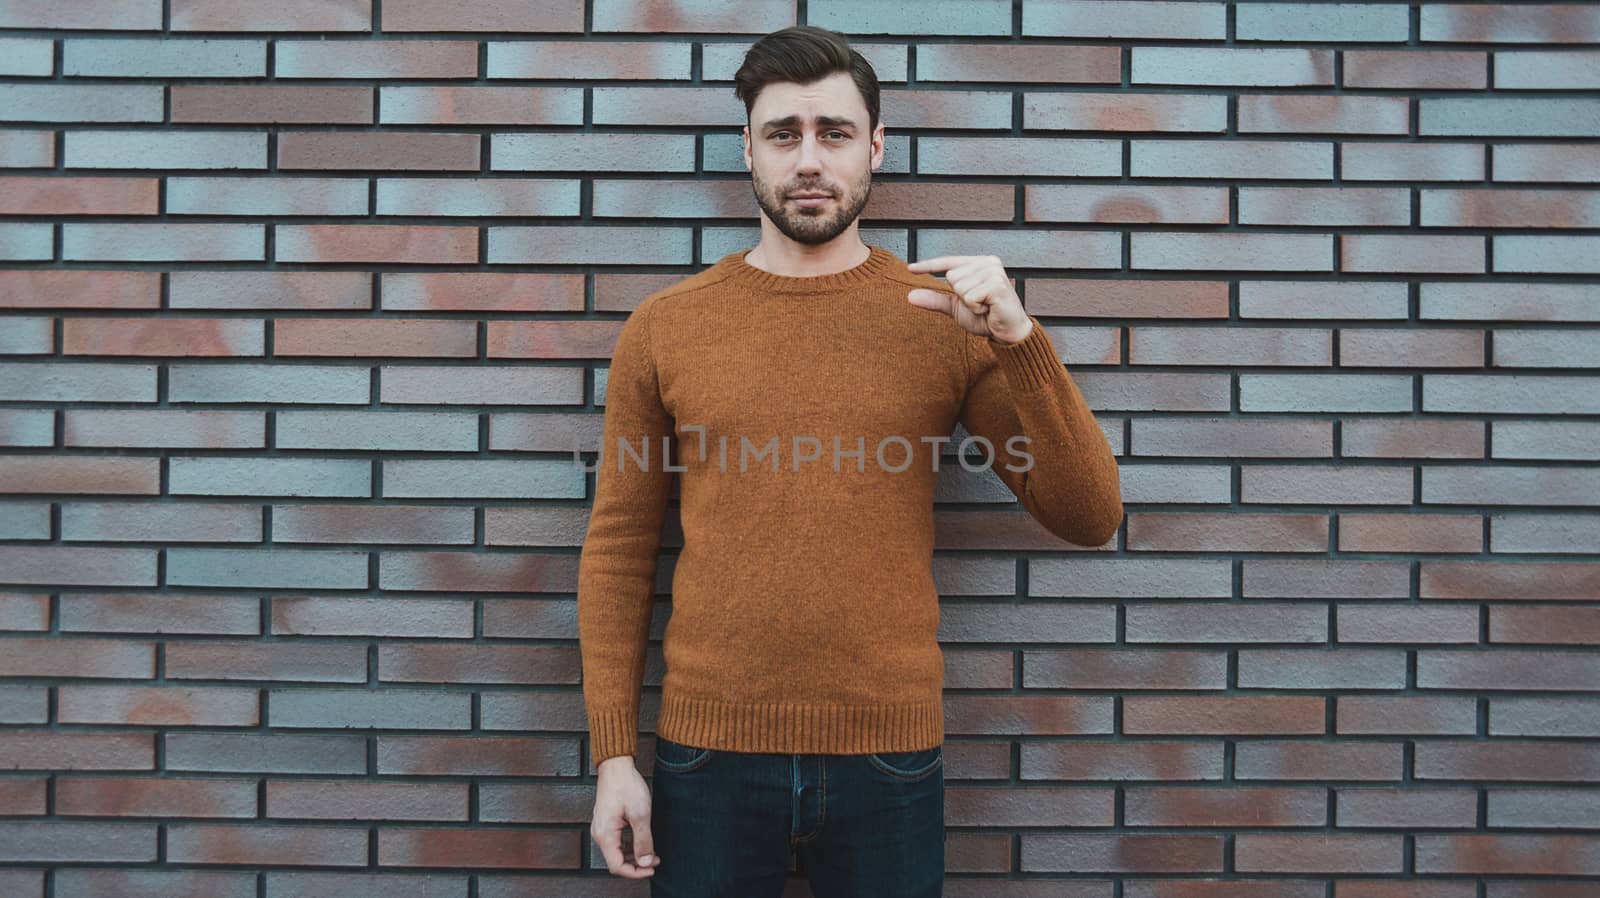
743, 233, 871, 279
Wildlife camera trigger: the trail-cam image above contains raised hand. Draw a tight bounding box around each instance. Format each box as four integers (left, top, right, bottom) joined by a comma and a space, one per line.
905, 254, 1034, 345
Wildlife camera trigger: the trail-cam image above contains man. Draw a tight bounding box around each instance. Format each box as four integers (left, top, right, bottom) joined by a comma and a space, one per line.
579, 24, 1124, 898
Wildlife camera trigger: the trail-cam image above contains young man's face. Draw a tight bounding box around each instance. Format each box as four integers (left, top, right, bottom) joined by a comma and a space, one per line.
743, 70, 885, 246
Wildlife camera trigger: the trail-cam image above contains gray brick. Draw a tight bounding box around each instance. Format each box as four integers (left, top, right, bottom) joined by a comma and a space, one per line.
1424, 466, 1600, 508
167, 176, 368, 216
0, 38, 53, 76
63, 38, 266, 77
164, 733, 366, 773
917, 137, 1119, 177
1421, 98, 1600, 137
930, 555, 1016, 596
1493, 422, 1600, 462
0, 223, 52, 261
62, 223, 264, 262
0, 821, 155, 862
382, 458, 585, 499
1484, 512, 1600, 553
1493, 144, 1600, 182
268, 688, 470, 729
1342, 142, 1485, 182
488, 40, 692, 79
591, 86, 749, 127
376, 178, 580, 217
701, 41, 907, 83
949, 604, 1117, 645
1240, 373, 1413, 412
1493, 235, 1600, 275
376, 366, 579, 406
166, 548, 369, 589
170, 457, 372, 498
0, 363, 157, 402
1496, 51, 1600, 90
491, 133, 696, 172
1120, 464, 1233, 505
1425, 375, 1600, 415
1236, 3, 1410, 42
277, 410, 478, 451
0, 316, 52, 353
169, 364, 370, 404
1420, 283, 1600, 323
1025, 1, 1226, 40
1133, 140, 1332, 179
487, 225, 692, 265
809, 0, 1010, 35
1133, 47, 1333, 86
0, 84, 163, 123
1132, 233, 1332, 272
65, 130, 267, 170
0, 502, 50, 539
0, 409, 54, 447
0, 129, 54, 167
1034, 557, 1233, 598
917, 228, 1121, 270
1493, 329, 1600, 368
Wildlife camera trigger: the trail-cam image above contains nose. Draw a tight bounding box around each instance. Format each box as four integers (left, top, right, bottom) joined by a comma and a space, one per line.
794, 133, 823, 176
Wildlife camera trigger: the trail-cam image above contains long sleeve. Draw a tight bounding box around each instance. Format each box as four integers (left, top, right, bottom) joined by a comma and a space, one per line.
577, 295, 675, 764
958, 314, 1123, 547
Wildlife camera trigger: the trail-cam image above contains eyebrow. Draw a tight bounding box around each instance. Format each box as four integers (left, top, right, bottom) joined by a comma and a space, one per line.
759, 114, 859, 131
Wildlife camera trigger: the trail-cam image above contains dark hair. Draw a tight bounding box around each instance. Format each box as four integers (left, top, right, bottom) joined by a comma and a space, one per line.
733, 25, 881, 136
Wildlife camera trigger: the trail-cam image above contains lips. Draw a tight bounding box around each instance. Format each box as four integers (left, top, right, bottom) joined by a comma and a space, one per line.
790, 192, 833, 208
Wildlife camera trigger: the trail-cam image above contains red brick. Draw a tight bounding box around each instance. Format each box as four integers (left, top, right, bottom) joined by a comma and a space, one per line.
62, 318, 263, 356
0, 177, 158, 215
0, 270, 160, 310
169, 0, 371, 31
384, 1, 582, 32
273, 318, 477, 357
56, 777, 257, 818
0, 457, 159, 494
170, 86, 373, 124
277, 132, 480, 171
276, 225, 478, 264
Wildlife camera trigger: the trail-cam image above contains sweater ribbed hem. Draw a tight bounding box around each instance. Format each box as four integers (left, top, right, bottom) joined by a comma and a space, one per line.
988, 315, 1065, 391
655, 689, 944, 755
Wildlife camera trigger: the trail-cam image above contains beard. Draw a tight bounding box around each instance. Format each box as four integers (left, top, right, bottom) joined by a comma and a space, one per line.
750, 164, 873, 246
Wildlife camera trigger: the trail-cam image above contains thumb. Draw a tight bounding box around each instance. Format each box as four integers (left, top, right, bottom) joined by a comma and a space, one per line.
629, 806, 658, 867
906, 288, 954, 313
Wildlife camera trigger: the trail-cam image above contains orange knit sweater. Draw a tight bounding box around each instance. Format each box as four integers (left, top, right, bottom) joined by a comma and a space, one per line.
577, 243, 1124, 763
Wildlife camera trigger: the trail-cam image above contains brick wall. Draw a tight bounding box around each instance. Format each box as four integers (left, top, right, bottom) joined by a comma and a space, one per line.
2, 0, 1599, 894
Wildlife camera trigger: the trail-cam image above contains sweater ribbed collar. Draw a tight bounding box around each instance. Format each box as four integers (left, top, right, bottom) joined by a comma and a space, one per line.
718, 243, 897, 295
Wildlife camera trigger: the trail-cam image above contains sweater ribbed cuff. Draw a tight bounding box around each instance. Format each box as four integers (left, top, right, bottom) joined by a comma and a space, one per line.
988, 316, 1064, 391
588, 708, 639, 765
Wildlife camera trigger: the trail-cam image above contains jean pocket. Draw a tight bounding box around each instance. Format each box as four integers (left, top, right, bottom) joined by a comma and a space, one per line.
653, 736, 713, 774
867, 744, 943, 781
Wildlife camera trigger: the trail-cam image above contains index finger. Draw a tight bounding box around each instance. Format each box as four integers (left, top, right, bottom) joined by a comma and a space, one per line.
906, 255, 981, 273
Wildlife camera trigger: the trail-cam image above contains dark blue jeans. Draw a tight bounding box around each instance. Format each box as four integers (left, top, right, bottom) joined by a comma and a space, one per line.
647, 735, 946, 898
